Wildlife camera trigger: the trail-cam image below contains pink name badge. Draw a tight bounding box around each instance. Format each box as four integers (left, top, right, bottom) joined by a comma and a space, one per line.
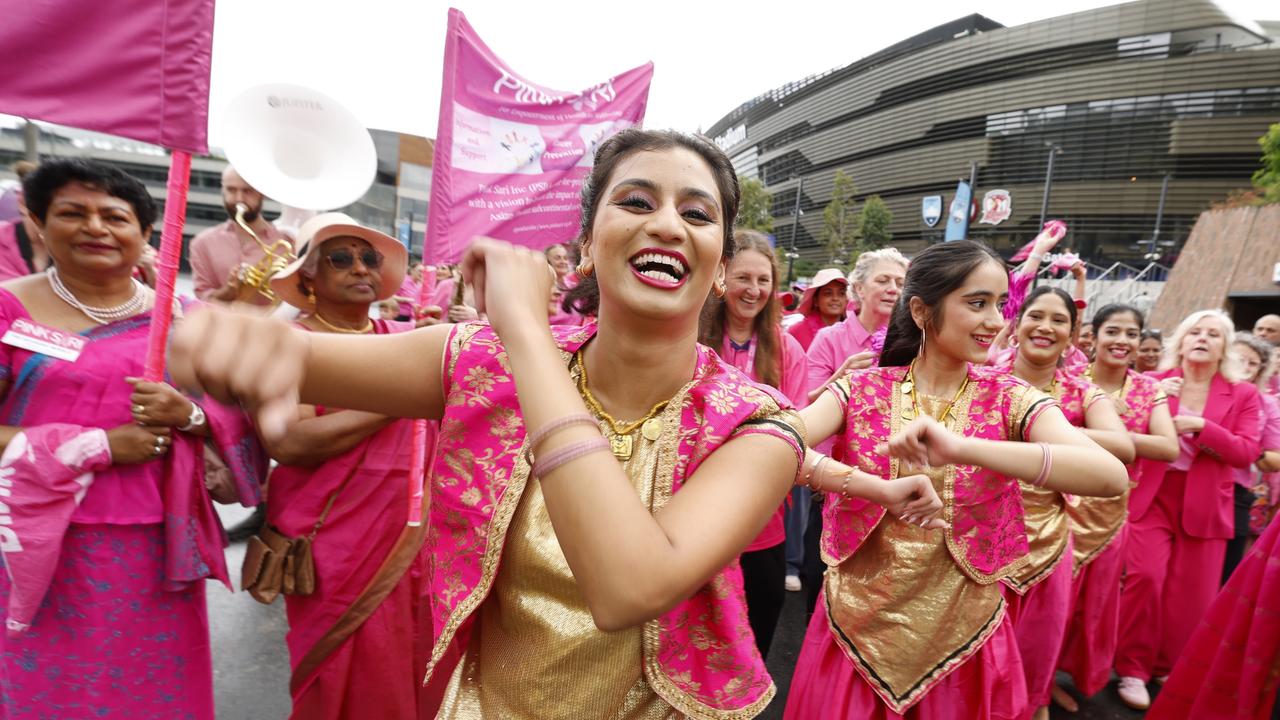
1, 318, 86, 362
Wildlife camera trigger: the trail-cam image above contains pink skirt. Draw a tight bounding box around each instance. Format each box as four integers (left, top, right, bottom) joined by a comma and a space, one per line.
783, 592, 1028, 719
0, 524, 214, 719
1058, 528, 1126, 697
1003, 544, 1073, 714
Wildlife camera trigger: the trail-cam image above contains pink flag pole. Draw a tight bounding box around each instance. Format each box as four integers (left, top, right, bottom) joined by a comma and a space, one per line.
406, 267, 437, 527
143, 150, 192, 382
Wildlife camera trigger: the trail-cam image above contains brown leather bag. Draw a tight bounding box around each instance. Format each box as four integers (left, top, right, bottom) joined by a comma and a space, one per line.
241, 452, 362, 605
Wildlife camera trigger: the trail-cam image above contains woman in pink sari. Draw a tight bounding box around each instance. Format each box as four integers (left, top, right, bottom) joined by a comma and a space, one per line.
1052, 304, 1178, 711
255, 212, 432, 719
999, 287, 1133, 720
168, 130, 944, 719
785, 240, 1129, 719
0, 158, 265, 719
1116, 309, 1263, 710
699, 228, 808, 658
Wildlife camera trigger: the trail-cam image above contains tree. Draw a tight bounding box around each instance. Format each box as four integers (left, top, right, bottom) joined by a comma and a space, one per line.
854, 195, 894, 254
736, 177, 774, 233
820, 170, 858, 267
1252, 122, 1280, 204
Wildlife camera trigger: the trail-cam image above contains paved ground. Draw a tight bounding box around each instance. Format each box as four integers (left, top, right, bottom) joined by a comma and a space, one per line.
208, 505, 1148, 719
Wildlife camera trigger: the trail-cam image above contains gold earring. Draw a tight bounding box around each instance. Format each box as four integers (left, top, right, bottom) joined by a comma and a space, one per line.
577, 260, 594, 278
306, 287, 316, 305
713, 281, 726, 298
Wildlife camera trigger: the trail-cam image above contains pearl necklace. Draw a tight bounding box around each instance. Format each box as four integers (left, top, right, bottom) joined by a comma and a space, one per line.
47, 267, 149, 325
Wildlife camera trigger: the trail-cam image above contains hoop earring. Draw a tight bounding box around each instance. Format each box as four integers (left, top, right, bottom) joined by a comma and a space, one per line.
576, 260, 593, 278
713, 281, 726, 298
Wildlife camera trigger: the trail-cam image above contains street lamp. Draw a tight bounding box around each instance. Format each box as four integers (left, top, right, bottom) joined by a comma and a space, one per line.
1038, 143, 1063, 230
1145, 173, 1171, 261
786, 175, 805, 284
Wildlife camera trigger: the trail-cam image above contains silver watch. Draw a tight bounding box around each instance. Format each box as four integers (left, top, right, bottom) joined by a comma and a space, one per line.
179, 402, 206, 432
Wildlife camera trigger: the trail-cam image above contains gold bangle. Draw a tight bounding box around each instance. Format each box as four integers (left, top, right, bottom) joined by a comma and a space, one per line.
810, 455, 830, 492
839, 471, 850, 496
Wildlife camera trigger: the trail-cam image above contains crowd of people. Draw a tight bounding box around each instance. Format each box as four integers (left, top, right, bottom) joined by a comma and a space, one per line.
0, 129, 1277, 720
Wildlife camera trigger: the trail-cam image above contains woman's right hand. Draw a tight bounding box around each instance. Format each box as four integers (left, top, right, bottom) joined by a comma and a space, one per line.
459, 238, 555, 340
168, 306, 310, 439
107, 423, 172, 464
1159, 376, 1183, 398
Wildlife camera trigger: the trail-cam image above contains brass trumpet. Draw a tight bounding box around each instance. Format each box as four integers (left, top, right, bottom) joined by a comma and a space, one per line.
234, 203, 296, 305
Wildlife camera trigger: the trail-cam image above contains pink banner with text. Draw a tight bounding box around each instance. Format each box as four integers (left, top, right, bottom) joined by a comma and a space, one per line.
425, 8, 653, 264
0, 0, 214, 154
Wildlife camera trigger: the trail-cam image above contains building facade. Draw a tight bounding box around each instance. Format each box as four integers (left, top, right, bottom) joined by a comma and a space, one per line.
706, 0, 1280, 265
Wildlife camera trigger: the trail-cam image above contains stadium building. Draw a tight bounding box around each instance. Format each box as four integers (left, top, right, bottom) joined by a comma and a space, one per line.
706, 0, 1280, 266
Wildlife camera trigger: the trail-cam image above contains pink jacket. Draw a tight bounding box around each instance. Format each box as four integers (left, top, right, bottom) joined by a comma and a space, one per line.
1131, 369, 1262, 539
423, 323, 805, 717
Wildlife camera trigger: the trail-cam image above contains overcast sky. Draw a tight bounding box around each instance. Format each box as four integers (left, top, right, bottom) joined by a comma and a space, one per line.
3, 1, 1275, 149
200, 0, 1276, 147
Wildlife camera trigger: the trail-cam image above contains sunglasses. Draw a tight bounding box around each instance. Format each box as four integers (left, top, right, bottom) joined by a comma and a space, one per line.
324, 248, 384, 271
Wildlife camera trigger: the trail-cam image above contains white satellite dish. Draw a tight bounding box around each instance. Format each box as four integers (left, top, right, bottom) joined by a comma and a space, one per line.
221, 83, 376, 211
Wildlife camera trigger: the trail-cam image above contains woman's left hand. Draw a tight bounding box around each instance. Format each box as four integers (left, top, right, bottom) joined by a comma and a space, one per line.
1172, 414, 1205, 434
874, 473, 948, 528
127, 377, 193, 427
459, 238, 554, 338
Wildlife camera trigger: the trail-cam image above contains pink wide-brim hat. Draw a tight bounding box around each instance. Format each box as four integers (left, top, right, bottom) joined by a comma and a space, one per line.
795, 267, 849, 316
270, 212, 407, 310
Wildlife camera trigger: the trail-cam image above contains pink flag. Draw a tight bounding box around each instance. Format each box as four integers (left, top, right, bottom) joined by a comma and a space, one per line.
0, 424, 112, 635
425, 8, 653, 265
0, 0, 214, 154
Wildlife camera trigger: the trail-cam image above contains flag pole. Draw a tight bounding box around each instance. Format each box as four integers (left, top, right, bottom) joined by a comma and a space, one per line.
143, 150, 191, 382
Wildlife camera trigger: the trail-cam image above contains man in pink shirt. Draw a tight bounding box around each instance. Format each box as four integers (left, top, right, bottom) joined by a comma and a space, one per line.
189, 166, 294, 305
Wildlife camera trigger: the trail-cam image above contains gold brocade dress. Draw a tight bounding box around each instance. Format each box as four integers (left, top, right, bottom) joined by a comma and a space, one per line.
824, 392, 1006, 711
438, 370, 681, 719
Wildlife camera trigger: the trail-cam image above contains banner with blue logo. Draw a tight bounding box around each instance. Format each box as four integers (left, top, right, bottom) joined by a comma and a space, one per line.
944, 180, 973, 242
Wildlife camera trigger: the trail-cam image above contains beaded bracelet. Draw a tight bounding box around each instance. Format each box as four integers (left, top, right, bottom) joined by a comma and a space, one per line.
533, 437, 611, 478
1032, 442, 1053, 487
523, 413, 599, 464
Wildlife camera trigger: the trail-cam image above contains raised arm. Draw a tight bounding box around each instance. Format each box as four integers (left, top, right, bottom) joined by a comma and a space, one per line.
168, 308, 452, 438
466, 241, 801, 631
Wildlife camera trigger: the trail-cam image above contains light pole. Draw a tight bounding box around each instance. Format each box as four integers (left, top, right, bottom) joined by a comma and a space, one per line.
1145, 172, 1171, 261
1038, 143, 1063, 230
786, 175, 804, 284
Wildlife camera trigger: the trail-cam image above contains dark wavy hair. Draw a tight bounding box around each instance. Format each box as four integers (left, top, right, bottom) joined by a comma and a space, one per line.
1017, 286, 1078, 330
699, 229, 783, 387
1090, 303, 1144, 335
880, 240, 1005, 367
564, 129, 739, 316
22, 157, 156, 230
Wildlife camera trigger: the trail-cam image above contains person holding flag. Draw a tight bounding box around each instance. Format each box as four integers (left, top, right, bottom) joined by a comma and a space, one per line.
0, 158, 265, 719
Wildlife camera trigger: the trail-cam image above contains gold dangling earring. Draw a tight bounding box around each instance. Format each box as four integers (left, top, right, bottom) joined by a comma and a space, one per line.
307, 287, 317, 306
577, 260, 594, 278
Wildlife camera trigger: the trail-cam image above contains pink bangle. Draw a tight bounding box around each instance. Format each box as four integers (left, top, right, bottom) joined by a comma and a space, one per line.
533, 437, 610, 478
1032, 442, 1052, 487
525, 413, 598, 462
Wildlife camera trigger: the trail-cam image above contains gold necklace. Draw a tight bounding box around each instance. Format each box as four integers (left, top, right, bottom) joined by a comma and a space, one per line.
900, 360, 969, 426
312, 312, 373, 334
1085, 364, 1130, 416
576, 348, 668, 460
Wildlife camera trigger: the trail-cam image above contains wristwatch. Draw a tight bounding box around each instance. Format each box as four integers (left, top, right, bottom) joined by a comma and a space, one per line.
179, 402, 206, 432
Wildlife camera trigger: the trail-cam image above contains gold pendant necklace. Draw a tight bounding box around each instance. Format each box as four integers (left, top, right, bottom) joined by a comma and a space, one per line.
576, 349, 669, 460
900, 360, 969, 426
312, 312, 373, 334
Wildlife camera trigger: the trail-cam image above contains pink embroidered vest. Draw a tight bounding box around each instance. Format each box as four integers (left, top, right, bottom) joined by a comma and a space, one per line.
424, 322, 805, 717
822, 364, 1055, 583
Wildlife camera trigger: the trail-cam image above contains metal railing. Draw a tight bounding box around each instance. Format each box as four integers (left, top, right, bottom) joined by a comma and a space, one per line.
1033, 260, 1172, 313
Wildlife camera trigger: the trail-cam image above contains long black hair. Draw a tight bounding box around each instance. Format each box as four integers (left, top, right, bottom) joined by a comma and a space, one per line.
880, 240, 1005, 367
563, 129, 739, 316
